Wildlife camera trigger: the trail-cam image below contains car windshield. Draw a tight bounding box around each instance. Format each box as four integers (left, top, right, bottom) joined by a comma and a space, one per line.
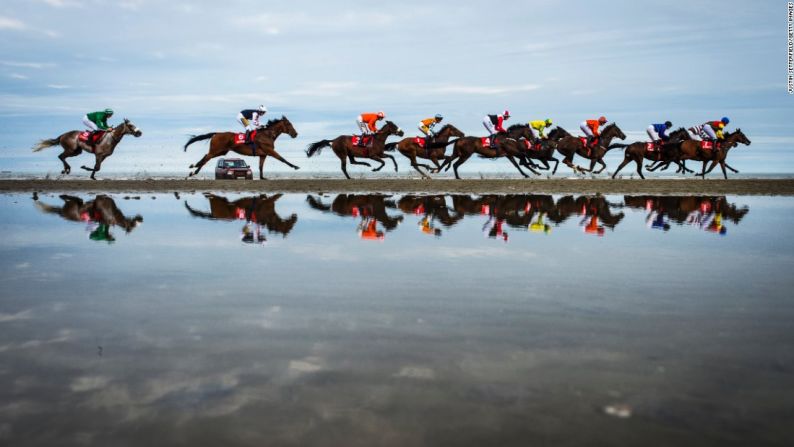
224, 160, 247, 168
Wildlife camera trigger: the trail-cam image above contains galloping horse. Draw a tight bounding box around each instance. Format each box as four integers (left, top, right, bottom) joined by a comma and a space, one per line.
647, 129, 751, 179
519, 133, 560, 175
383, 124, 464, 179
439, 124, 541, 179
184, 193, 298, 238
305, 121, 404, 179
550, 123, 626, 174
32, 119, 143, 180
183, 116, 299, 179
610, 128, 691, 179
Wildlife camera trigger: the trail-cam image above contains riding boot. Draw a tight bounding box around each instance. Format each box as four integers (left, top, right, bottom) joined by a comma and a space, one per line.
245, 130, 251, 143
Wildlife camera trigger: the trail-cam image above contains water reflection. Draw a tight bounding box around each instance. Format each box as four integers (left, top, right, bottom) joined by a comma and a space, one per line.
184, 193, 298, 243
306, 194, 404, 240
33, 193, 143, 242
623, 196, 750, 235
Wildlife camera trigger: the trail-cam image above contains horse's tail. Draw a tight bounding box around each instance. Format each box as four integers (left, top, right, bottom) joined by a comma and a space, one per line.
608, 143, 630, 150
306, 139, 332, 158
384, 142, 398, 152
32, 136, 61, 152
183, 133, 216, 152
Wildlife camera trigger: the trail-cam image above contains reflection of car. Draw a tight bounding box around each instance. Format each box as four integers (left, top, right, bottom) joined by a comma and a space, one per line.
215, 158, 253, 180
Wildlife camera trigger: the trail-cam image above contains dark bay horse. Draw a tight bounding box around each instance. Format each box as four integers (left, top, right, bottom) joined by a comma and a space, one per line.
519, 134, 560, 175
184, 193, 298, 238
610, 128, 691, 179
383, 124, 464, 178
647, 129, 751, 179
33, 119, 143, 180
183, 116, 299, 179
305, 121, 404, 179
550, 123, 626, 174
439, 124, 541, 179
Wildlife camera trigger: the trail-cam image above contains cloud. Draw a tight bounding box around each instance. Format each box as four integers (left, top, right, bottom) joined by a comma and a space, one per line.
0, 309, 33, 323
9, 73, 28, 80
0, 16, 26, 30
47, 84, 71, 89
1, 60, 54, 69
434, 84, 541, 95
38, 0, 84, 7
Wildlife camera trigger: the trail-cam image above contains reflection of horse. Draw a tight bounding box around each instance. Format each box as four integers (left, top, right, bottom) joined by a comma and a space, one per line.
34, 194, 143, 241
551, 195, 625, 230
183, 116, 299, 179
32, 119, 143, 179
306, 194, 403, 230
184, 193, 298, 238
622, 196, 749, 226
396, 195, 464, 228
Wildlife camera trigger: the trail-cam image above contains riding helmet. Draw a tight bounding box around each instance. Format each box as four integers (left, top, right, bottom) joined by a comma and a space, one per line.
503, 110, 511, 118
258, 105, 267, 113
104, 108, 114, 115
377, 111, 385, 118
545, 118, 553, 125
435, 114, 443, 120
721, 117, 730, 124
598, 116, 607, 124
664, 121, 672, 128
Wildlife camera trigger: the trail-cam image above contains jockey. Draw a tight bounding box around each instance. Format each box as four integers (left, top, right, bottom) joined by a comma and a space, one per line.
580, 116, 607, 147
708, 117, 730, 140
483, 110, 510, 136
83, 109, 114, 133
238, 105, 267, 131
529, 119, 552, 140
689, 117, 727, 142
418, 114, 443, 141
647, 121, 673, 143
357, 111, 385, 136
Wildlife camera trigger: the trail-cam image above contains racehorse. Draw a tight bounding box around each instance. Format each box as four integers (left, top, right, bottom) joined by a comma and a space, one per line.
647, 129, 751, 179
34, 194, 143, 240
32, 119, 143, 180
519, 133, 560, 175
549, 123, 626, 174
610, 128, 691, 179
383, 124, 464, 179
305, 121, 404, 179
305, 194, 404, 230
183, 116, 299, 179
439, 124, 541, 179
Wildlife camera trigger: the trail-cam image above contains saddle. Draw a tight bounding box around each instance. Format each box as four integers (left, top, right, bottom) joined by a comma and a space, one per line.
481, 137, 501, 151
352, 135, 374, 148
524, 140, 543, 151
578, 137, 598, 156
234, 130, 257, 145
413, 137, 435, 157
700, 140, 719, 151
78, 131, 106, 145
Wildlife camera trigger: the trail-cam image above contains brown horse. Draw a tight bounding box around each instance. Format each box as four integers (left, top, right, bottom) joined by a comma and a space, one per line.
439, 124, 541, 179
518, 133, 560, 175
32, 119, 143, 180
550, 123, 625, 174
184, 193, 298, 238
183, 116, 299, 179
610, 128, 691, 179
305, 121, 404, 179
647, 129, 750, 179
623, 196, 749, 226
34, 194, 143, 241
383, 124, 465, 178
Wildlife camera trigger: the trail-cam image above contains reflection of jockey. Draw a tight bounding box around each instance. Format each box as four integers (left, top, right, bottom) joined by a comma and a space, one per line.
705, 212, 727, 236
357, 111, 385, 136
419, 217, 442, 236
418, 114, 443, 140
241, 222, 266, 244
358, 218, 385, 240
88, 222, 114, 242
482, 216, 508, 241
528, 119, 552, 140
581, 215, 605, 236
646, 211, 670, 231
528, 213, 552, 234
238, 105, 267, 131
580, 116, 607, 147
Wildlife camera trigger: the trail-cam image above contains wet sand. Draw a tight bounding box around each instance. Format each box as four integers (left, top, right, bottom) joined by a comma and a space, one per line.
2, 178, 794, 195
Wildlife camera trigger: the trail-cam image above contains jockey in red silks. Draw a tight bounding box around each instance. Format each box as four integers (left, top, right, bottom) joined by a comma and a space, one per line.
482, 110, 511, 148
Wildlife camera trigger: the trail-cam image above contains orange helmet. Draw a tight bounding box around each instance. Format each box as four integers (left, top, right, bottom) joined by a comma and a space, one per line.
598, 116, 607, 124
377, 111, 385, 119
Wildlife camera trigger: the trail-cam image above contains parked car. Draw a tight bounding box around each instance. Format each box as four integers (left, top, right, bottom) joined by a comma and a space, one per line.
215, 158, 253, 180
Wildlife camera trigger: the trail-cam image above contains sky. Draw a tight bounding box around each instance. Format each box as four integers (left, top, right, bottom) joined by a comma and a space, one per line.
0, 0, 792, 175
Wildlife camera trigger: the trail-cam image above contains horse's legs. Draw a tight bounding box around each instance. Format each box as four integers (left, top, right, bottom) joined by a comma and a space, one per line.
550, 157, 559, 175
382, 153, 398, 172
720, 160, 728, 179
339, 156, 351, 179
189, 153, 216, 177
452, 152, 472, 179
347, 155, 371, 167
258, 156, 267, 179
370, 155, 387, 172
593, 157, 607, 174
505, 155, 530, 178
726, 163, 739, 173
80, 154, 107, 180
58, 151, 74, 175
409, 154, 431, 179
429, 155, 442, 173
611, 154, 632, 179
265, 149, 300, 170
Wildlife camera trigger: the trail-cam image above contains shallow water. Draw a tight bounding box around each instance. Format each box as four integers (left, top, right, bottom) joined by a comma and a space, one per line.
0, 192, 792, 446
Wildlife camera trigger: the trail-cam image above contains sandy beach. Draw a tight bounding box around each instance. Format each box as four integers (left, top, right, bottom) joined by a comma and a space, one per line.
2, 178, 794, 195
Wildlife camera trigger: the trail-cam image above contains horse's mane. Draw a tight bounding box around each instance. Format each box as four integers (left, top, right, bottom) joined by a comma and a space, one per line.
263, 116, 287, 129
507, 123, 528, 132
436, 124, 454, 133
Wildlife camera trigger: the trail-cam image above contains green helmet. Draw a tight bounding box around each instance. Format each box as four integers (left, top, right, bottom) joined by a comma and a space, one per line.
104, 108, 114, 115
545, 118, 553, 126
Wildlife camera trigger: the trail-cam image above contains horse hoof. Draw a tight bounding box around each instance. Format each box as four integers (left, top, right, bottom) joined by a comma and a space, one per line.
293, 166, 300, 170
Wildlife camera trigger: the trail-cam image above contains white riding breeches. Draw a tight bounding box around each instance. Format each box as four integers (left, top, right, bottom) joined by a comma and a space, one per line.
580, 122, 594, 137
482, 117, 497, 135
83, 116, 99, 131
701, 125, 717, 140
647, 125, 660, 141
356, 119, 372, 135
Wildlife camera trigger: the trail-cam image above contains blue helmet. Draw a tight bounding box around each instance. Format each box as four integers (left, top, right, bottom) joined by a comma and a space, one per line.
721, 117, 730, 124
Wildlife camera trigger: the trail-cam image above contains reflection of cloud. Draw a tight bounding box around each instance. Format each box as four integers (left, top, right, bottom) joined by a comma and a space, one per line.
289, 356, 323, 374
0, 309, 32, 322
394, 366, 435, 380
71, 376, 110, 392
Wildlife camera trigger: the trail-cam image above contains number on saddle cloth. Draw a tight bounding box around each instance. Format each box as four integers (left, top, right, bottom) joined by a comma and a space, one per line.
352, 135, 373, 148
79, 131, 105, 145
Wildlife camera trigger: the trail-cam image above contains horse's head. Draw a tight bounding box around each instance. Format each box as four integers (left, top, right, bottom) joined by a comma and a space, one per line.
380, 120, 404, 137
669, 127, 691, 141
603, 122, 625, 140
730, 128, 751, 146
121, 119, 143, 137
506, 123, 532, 140
437, 124, 464, 138
548, 126, 569, 140
266, 116, 298, 138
